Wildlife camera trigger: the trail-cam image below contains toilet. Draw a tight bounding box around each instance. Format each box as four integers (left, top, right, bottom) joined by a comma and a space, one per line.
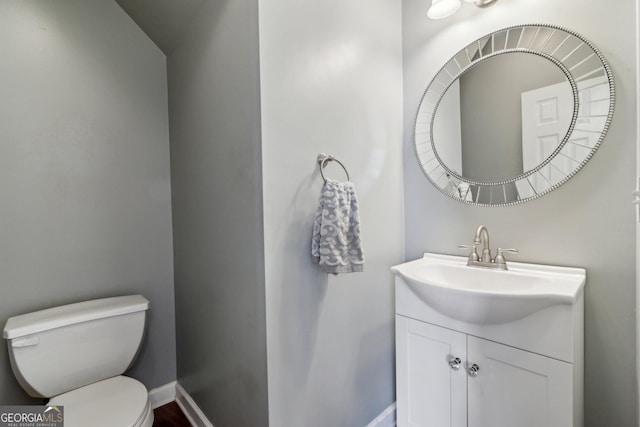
2, 295, 153, 427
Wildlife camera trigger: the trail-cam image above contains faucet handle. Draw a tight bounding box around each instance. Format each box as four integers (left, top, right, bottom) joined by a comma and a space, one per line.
458, 244, 479, 262
495, 248, 518, 269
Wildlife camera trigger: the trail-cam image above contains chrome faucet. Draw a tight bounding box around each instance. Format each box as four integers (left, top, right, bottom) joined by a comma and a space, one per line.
459, 225, 518, 270
474, 225, 492, 263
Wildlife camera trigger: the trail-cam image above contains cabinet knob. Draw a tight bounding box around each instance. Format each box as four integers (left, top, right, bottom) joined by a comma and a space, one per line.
448, 357, 462, 370
467, 363, 480, 377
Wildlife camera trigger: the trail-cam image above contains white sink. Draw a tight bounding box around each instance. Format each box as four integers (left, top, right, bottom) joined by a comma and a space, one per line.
391, 253, 585, 325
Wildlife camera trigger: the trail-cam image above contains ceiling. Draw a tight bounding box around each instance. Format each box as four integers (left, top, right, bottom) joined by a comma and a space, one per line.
114, 0, 206, 55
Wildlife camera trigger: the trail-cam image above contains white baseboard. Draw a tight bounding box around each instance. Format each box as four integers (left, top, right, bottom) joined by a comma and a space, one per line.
151, 381, 391, 427
146, 380, 213, 426
175, 382, 214, 427
148, 381, 177, 409
366, 402, 397, 427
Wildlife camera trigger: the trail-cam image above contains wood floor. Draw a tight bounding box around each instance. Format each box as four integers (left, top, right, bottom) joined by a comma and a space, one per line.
153, 402, 192, 427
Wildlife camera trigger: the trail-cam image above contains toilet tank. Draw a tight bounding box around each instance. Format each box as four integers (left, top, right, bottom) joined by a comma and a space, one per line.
3, 295, 149, 398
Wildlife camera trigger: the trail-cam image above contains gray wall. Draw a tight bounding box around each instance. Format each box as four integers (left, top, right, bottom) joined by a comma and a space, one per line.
0, 0, 176, 404
403, 0, 637, 425
258, 0, 404, 425
167, 0, 269, 425
114, 0, 205, 55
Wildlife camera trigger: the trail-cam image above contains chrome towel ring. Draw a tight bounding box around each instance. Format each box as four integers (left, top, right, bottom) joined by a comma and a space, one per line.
317, 153, 350, 183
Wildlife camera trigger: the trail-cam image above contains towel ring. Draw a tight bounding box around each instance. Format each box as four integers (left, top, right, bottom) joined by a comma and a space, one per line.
317, 153, 350, 183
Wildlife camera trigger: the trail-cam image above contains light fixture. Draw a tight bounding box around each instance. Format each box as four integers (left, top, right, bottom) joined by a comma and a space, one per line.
427, 0, 461, 20
429, 0, 499, 19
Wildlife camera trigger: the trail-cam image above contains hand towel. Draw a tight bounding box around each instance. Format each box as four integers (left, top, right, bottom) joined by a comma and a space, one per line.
311, 178, 364, 274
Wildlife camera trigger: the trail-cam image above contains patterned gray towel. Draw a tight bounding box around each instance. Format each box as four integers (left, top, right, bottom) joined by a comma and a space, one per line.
311, 178, 364, 274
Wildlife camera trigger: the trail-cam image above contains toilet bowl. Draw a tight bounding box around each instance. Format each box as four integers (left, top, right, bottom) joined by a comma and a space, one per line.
3, 295, 153, 427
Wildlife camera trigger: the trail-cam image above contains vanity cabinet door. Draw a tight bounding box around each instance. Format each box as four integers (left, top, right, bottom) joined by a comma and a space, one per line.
396, 316, 467, 427
466, 336, 573, 427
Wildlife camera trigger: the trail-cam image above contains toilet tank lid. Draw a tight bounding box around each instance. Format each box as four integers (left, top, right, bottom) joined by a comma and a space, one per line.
3, 295, 149, 339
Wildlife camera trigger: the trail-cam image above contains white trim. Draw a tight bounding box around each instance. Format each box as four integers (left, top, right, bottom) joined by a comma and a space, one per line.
149, 381, 392, 427
148, 381, 177, 409
175, 382, 214, 427
365, 402, 397, 427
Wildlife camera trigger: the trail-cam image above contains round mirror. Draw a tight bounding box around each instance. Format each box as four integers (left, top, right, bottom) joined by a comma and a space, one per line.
415, 24, 614, 206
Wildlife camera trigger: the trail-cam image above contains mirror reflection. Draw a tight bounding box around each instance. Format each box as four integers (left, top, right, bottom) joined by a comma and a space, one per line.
434, 53, 573, 183
414, 25, 614, 206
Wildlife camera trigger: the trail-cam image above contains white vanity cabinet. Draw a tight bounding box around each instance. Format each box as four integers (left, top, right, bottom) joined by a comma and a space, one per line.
393, 253, 585, 427
396, 316, 574, 427
396, 317, 467, 427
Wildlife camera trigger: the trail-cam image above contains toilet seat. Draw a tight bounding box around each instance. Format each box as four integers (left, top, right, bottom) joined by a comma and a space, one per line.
48, 375, 153, 427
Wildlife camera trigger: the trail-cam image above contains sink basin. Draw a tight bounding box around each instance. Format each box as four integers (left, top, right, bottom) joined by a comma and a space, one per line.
391, 253, 585, 325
